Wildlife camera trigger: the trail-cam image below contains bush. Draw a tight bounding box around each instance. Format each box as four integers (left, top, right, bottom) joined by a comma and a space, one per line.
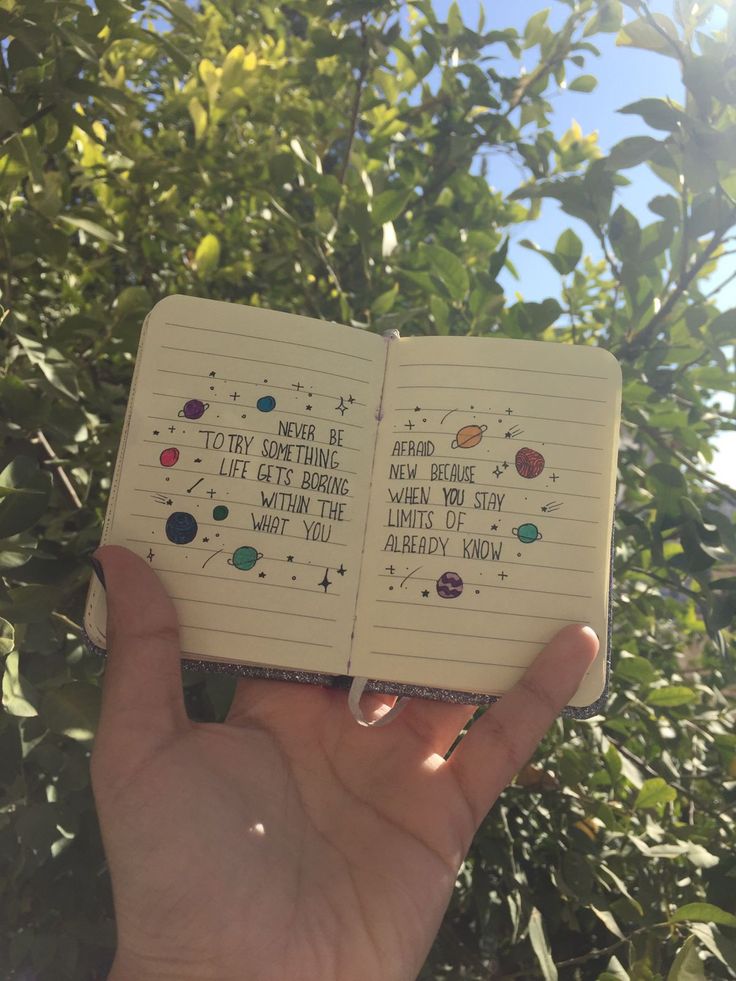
1, 1, 734, 977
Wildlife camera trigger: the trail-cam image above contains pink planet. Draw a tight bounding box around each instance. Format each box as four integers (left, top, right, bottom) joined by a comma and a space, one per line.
159, 447, 180, 468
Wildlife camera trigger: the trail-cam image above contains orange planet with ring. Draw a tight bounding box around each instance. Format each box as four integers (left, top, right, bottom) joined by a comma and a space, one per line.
452, 424, 487, 450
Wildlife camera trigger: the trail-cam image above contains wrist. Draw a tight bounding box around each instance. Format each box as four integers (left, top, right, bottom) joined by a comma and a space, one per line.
108, 952, 242, 981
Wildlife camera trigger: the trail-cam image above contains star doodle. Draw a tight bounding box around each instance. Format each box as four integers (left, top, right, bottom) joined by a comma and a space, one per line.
286, 555, 295, 562
153, 430, 160, 436
258, 571, 266, 578
493, 466, 503, 478
146, 549, 155, 563
305, 404, 313, 411
336, 564, 347, 576
347, 395, 355, 404
319, 569, 332, 593
414, 406, 421, 412
421, 589, 430, 598
209, 371, 216, 377
491, 523, 498, 531
498, 570, 508, 580
202, 537, 210, 543
550, 472, 559, 483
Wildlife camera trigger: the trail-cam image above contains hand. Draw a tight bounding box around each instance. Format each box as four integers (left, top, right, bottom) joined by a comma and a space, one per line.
90, 545, 598, 981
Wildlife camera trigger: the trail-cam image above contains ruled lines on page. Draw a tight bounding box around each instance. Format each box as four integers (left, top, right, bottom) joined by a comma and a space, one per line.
89, 296, 385, 675
351, 336, 621, 706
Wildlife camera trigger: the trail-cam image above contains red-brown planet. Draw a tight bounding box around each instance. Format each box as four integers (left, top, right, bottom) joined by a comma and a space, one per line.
515, 447, 545, 479
159, 447, 180, 468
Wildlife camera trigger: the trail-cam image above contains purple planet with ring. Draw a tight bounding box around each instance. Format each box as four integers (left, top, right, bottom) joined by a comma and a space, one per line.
179, 399, 209, 420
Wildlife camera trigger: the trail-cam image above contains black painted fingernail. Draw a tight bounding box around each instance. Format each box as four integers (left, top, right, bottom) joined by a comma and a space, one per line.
89, 556, 106, 590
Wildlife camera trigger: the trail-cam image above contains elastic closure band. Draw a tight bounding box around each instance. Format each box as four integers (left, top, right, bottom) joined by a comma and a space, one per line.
348, 677, 410, 727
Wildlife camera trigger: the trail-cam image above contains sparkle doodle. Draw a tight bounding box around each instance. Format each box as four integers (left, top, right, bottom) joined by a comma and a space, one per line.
179, 399, 209, 420
452, 424, 487, 450
515, 446, 545, 479
436, 570, 463, 599
165, 512, 198, 545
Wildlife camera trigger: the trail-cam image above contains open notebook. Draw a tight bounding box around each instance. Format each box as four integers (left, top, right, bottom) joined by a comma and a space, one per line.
85, 295, 622, 716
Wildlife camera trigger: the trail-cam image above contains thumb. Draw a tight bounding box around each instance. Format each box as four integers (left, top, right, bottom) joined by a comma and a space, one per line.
93, 545, 188, 739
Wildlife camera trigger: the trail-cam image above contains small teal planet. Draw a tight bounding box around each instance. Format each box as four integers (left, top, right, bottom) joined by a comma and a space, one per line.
165, 512, 198, 545
213, 505, 229, 521
229, 545, 263, 571
514, 522, 542, 544
257, 395, 276, 412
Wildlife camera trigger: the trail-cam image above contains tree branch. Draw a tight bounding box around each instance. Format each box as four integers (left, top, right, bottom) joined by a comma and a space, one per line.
0, 102, 57, 148
338, 18, 370, 186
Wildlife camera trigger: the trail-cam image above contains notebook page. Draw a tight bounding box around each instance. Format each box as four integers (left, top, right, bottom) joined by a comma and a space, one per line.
85, 296, 385, 676
351, 335, 621, 706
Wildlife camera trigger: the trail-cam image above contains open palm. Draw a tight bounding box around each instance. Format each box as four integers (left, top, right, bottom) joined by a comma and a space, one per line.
91, 546, 597, 981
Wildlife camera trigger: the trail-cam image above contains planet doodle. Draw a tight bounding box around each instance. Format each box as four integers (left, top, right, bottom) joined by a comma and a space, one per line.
451, 424, 487, 450
212, 505, 229, 521
179, 399, 209, 420
436, 571, 463, 599
256, 395, 276, 413
229, 546, 263, 571
513, 523, 543, 544
165, 512, 198, 545
159, 447, 180, 468
515, 446, 545, 479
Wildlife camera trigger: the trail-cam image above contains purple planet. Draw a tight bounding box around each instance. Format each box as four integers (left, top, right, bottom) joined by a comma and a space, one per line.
436, 571, 463, 599
178, 399, 209, 420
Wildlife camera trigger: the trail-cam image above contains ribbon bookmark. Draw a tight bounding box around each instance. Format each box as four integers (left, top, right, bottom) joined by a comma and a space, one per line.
347, 677, 410, 727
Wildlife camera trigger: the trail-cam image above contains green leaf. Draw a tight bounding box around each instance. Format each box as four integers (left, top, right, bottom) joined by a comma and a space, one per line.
59, 215, 120, 244
420, 243, 469, 301
528, 907, 558, 981
646, 686, 698, 707
194, 233, 221, 277
607, 135, 662, 169
2, 649, 38, 717
0, 456, 52, 539
634, 777, 677, 809
669, 904, 736, 928
567, 75, 597, 92
372, 188, 412, 225
555, 228, 582, 273
619, 98, 683, 132
667, 936, 706, 981
617, 15, 681, 59
524, 9, 550, 47
188, 96, 207, 141
39, 682, 101, 741
0, 616, 14, 656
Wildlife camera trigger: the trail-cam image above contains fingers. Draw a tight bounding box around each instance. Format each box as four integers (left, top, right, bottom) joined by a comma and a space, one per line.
394, 699, 478, 758
93, 545, 188, 739
446, 624, 599, 827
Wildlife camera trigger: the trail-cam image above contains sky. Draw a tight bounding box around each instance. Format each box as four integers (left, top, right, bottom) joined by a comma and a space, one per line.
430, 0, 735, 488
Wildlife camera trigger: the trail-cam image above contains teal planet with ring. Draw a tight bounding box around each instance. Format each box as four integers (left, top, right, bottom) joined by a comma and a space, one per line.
229, 545, 263, 571
514, 522, 542, 544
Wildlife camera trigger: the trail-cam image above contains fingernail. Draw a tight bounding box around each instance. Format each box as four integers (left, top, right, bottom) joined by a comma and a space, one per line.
89, 556, 106, 590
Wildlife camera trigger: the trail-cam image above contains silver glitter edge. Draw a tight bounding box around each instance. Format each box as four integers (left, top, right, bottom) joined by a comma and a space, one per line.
82, 632, 610, 719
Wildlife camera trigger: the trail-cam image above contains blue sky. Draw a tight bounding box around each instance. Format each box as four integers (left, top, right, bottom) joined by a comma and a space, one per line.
431, 0, 734, 486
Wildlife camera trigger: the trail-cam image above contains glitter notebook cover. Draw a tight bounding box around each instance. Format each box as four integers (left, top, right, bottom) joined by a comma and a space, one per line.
85, 295, 621, 716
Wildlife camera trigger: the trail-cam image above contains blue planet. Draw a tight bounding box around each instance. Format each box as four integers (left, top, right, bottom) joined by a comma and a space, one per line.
256, 395, 276, 412
165, 512, 198, 545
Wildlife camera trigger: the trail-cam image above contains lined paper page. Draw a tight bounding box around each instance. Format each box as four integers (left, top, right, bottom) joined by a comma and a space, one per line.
351, 335, 621, 706
85, 296, 385, 676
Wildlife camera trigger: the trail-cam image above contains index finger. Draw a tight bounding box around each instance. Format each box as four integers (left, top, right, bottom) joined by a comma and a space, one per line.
446, 624, 599, 828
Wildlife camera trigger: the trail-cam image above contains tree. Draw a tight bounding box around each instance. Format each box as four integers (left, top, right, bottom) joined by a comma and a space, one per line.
1, 0, 735, 977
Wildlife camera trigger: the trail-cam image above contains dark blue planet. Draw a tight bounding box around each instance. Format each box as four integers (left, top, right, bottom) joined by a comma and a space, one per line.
256, 395, 276, 412
165, 511, 198, 545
